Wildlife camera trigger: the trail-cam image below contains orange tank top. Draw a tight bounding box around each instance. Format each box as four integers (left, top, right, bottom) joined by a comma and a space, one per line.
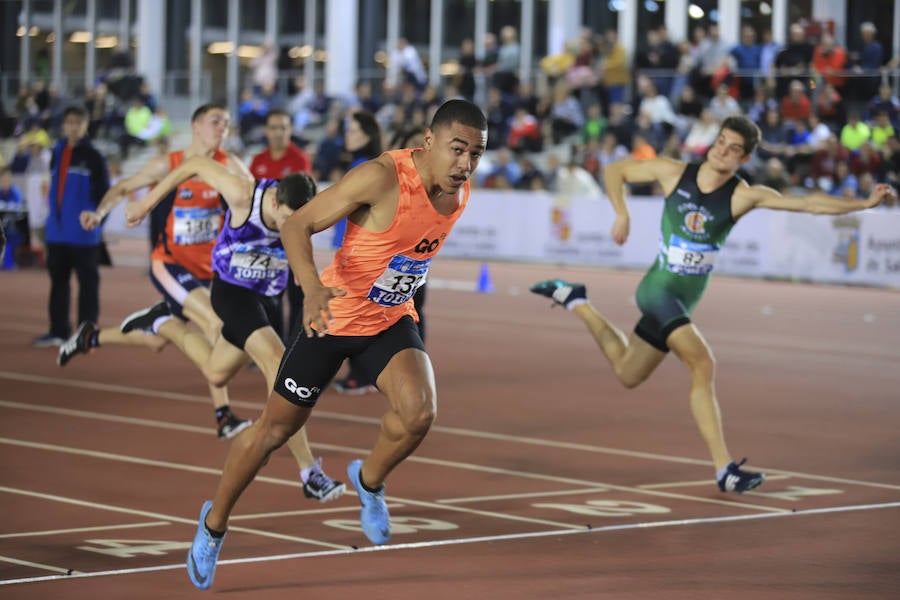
150, 150, 227, 279
320, 149, 470, 336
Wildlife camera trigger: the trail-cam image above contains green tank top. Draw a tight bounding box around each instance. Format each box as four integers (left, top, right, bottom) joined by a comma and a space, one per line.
637, 162, 741, 317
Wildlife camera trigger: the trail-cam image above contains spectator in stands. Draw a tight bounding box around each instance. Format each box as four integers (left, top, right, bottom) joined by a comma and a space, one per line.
0, 166, 26, 270
759, 157, 791, 191
746, 83, 778, 125
507, 106, 543, 153
758, 28, 782, 78
250, 42, 279, 94
480, 147, 521, 188
830, 159, 858, 196
554, 146, 602, 197
865, 82, 900, 128
392, 37, 427, 90
870, 111, 896, 151
311, 116, 344, 182
812, 33, 848, 93
851, 142, 881, 177
856, 171, 876, 200
454, 38, 477, 102
815, 81, 846, 132
683, 108, 720, 160
674, 83, 704, 121
780, 79, 812, 129
810, 133, 850, 190
597, 29, 630, 106
548, 81, 585, 144
495, 26, 521, 95
757, 107, 789, 162
484, 86, 514, 149
596, 131, 630, 192
853, 22, 884, 101
708, 81, 741, 122
10, 127, 52, 250
840, 111, 872, 153
631, 131, 656, 161
579, 103, 607, 144
696, 24, 732, 98
636, 75, 679, 134
606, 101, 635, 149
773, 23, 813, 99
729, 25, 763, 101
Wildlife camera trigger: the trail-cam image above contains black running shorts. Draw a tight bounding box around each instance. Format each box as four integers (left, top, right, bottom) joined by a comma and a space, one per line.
210, 275, 280, 349
274, 315, 425, 407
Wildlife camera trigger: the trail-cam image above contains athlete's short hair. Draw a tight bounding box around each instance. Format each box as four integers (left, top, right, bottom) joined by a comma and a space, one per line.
276, 173, 317, 210
429, 99, 487, 133
191, 102, 228, 123
720, 115, 760, 156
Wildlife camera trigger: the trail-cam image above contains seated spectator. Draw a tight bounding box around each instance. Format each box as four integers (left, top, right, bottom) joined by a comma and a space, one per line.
746, 84, 778, 125
806, 113, 833, 151
596, 131, 630, 192
507, 107, 543, 153
548, 81, 585, 144
840, 111, 872, 153
780, 79, 812, 128
851, 142, 881, 177
759, 157, 791, 191
515, 156, 546, 191
554, 147, 602, 197
708, 81, 741, 122
674, 84, 704, 121
856, 171, 876, 199
815, 82, 846, 131
480, 147, 521, 188
870, 111, 896, 151
757, 107, 789, 161
829, 159, 858, 196
865, 82, 900, 128
683, 108, 720, 160
579, 103, 607, 144
631, 132, 657, 160
809, 134, 850, 189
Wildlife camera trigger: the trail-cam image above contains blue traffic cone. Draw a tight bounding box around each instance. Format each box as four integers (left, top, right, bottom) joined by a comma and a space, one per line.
477, 262, 494, 293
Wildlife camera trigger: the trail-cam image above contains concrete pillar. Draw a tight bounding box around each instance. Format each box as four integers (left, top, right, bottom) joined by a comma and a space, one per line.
227, 0, 239, 116
324, 0, 358, 98
717, 0, 741, 49
665, 0, 688, 44
52, 0, 62, 90
304, 0, 317, 87
547, 0, 581, 56
520, 0, 534, 87
85, 0, 97, 91
136, 0, 166, 97
19, 0, 32, 86
385, 0, 400, 86
429, 0, 443, 87
772, 0, 788, 44
190, 0, 203, 107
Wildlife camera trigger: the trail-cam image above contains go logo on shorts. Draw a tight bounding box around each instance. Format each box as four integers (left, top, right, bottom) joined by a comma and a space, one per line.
283, 378, 320, 400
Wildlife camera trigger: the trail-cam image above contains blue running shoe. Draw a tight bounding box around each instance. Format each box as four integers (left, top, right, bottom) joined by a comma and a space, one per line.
717, 458, 766, 493
529, 279, 587, 309
347, 459, 390, 545
186, 501, 225, 589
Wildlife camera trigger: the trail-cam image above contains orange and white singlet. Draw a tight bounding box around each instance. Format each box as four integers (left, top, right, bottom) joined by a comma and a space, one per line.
150, 150, 227, 279
320, 148, 469, 336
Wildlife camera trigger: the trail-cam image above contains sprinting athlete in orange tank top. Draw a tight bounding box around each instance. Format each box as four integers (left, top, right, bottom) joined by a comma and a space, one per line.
188, 101, 489, 587
320, 148, 469, 336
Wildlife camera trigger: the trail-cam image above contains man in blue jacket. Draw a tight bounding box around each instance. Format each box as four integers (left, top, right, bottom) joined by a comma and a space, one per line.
33, 106, 110, 347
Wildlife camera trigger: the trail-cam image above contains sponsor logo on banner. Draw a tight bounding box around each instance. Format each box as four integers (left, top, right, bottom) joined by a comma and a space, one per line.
831, 215, 860, 272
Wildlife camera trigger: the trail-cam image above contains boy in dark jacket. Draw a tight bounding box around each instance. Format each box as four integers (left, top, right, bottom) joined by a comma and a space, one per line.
34, 105, 110, 347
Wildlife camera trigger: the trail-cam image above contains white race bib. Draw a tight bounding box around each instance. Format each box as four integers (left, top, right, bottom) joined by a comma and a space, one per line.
173, 207, 221, 245
666, 234, 719, 275
228, 245, 288, 281
367, 254, 431, 306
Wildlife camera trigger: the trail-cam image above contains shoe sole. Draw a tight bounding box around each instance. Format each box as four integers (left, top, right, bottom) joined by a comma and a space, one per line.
334, 385, 378, 395
120, 305, 164, 333
219, 419, 253, 440
303, 481, 347, 503
33, 338, 64, 348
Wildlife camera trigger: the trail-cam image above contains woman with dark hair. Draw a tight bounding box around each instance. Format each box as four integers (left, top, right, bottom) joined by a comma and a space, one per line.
331, 110, 385, 394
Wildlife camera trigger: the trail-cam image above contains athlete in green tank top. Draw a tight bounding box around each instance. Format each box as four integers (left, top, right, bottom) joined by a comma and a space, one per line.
530, 115, 894, 494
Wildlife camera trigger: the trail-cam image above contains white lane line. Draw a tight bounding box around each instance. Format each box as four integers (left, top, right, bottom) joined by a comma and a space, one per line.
439, 487, 612, 504
0, 556, 77, 576
3, 500, 899, 587
0, 522, 171, 540
0, 438, 587, 530
4, 372, 899, 492
0, 486, 348, 550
